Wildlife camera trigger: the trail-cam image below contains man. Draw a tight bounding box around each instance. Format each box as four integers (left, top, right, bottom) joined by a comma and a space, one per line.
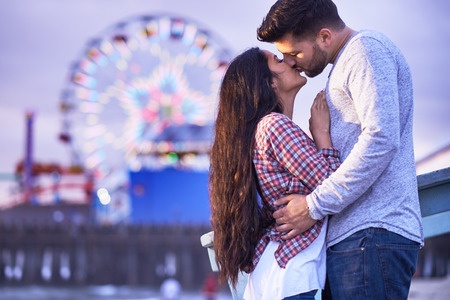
257, 0, 423, 299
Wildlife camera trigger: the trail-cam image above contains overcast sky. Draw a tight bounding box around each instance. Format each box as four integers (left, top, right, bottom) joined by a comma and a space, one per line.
0, 0, 449, 183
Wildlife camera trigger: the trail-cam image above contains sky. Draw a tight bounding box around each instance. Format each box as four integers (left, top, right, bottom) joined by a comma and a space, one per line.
0, 0, 449, 202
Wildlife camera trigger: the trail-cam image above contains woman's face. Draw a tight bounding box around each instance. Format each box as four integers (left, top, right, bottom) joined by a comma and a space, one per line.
263, 50, 307, 96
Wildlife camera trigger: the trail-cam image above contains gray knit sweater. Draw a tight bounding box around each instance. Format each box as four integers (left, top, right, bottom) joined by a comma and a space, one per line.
306, 30, 424, 247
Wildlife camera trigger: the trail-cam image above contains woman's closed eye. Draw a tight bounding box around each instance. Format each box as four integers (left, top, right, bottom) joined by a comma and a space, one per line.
273, 54, 283, 63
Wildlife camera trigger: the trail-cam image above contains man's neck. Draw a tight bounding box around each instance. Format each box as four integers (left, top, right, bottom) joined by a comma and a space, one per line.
330, 27, 356, 64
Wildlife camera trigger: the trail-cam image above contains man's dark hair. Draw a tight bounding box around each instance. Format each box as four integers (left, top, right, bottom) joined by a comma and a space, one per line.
257, 0, 345, 42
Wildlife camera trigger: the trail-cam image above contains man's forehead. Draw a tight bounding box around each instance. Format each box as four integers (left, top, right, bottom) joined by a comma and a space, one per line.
275, 37, 308, 54
275, 40, 295, 54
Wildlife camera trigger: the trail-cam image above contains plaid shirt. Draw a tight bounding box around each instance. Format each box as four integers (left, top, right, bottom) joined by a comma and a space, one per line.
252, 112, 340, 269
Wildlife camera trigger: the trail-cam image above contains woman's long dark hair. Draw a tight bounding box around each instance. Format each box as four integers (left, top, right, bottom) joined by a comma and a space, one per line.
209, 47, 283, 287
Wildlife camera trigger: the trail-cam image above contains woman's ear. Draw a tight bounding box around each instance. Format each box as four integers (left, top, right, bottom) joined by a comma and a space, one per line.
271, 79, 278, 91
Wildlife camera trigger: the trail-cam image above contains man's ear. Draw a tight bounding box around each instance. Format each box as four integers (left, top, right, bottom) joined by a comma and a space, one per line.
317, 28, 332, 45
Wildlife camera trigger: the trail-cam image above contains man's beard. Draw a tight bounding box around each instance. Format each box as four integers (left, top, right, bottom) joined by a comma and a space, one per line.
305, 43, 328, 78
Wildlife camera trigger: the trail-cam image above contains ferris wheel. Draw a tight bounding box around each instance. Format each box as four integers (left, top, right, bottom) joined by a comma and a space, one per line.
59, 14, 233, 223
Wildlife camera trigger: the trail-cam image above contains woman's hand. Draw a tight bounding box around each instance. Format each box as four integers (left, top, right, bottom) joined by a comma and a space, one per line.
309, 90, 332, 149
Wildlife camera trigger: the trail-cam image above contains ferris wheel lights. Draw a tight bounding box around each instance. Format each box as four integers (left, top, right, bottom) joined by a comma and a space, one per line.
100, 40, 114, 57
148, 43, 161, 56
83, 124, 106, 139
198, 46, 215, 66
72, 72, 96, 89
79, 59, 97, 75
159, 17, 171, 40
182, 24, 197, 46
113, 39, 132, 61
86, 153, 104, 170
194, 33, 208, 50
144, 20, 158, 39
102, 132, 115, 144
87, 48, 99, 60
58, 132, 72, 143
75, 87, 99, 102
127, 38, 139, 52
59, 14, 233, 223
112, 34, 127, 44
83, 140, 99, 154
87, 47, 107, 66
86, 114, 99, 126
115, 59, 128, 72
79, 102, 102, 114
173, 54, 188, 67
59, 101, 72, 112
207, 58, 218, 71
113, 139, 125, 150
129, 62, 141, 75
186, 53, 198, 65
171, 19, 185, 39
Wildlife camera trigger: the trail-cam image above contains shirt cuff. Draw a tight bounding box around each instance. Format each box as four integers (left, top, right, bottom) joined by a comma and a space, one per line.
318, 147, 340, 158
306, 193, 325, 220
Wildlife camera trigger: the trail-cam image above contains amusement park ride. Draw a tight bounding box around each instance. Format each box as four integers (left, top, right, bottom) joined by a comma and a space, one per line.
12, 14, 234, 225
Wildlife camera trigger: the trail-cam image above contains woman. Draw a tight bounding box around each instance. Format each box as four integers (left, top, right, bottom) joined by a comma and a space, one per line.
209, 47, 340, 299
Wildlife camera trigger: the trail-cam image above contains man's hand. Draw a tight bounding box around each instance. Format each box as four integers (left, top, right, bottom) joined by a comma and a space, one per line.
273, 194, 317, 240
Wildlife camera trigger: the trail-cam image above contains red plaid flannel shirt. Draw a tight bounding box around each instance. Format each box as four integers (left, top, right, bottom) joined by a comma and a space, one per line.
251, 112, 340, 269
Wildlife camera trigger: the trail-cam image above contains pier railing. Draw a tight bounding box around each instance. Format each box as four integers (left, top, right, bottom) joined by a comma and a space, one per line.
0, 223, 214, 290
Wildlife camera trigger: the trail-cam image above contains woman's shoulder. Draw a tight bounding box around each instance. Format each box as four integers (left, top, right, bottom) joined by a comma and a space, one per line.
259, 112, 291, 127
255, 112, 311, 148
258, 112, 304, 135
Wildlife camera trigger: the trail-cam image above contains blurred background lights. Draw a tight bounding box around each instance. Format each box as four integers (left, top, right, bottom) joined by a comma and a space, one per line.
167, 152, 178, 164
97, 187, 111, 205
54, 14, 233, 224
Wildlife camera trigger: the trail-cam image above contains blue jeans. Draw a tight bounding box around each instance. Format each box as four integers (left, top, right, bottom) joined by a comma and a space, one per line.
284, 290, 317, 300
325, 228, 420, 300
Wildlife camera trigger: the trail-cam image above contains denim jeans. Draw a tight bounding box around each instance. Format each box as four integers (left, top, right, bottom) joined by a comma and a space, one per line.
325, 228, 420, 300
283, 290, 317, 300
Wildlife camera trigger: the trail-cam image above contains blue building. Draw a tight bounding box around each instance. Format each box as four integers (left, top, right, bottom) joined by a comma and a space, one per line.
129, 168, 210, 224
